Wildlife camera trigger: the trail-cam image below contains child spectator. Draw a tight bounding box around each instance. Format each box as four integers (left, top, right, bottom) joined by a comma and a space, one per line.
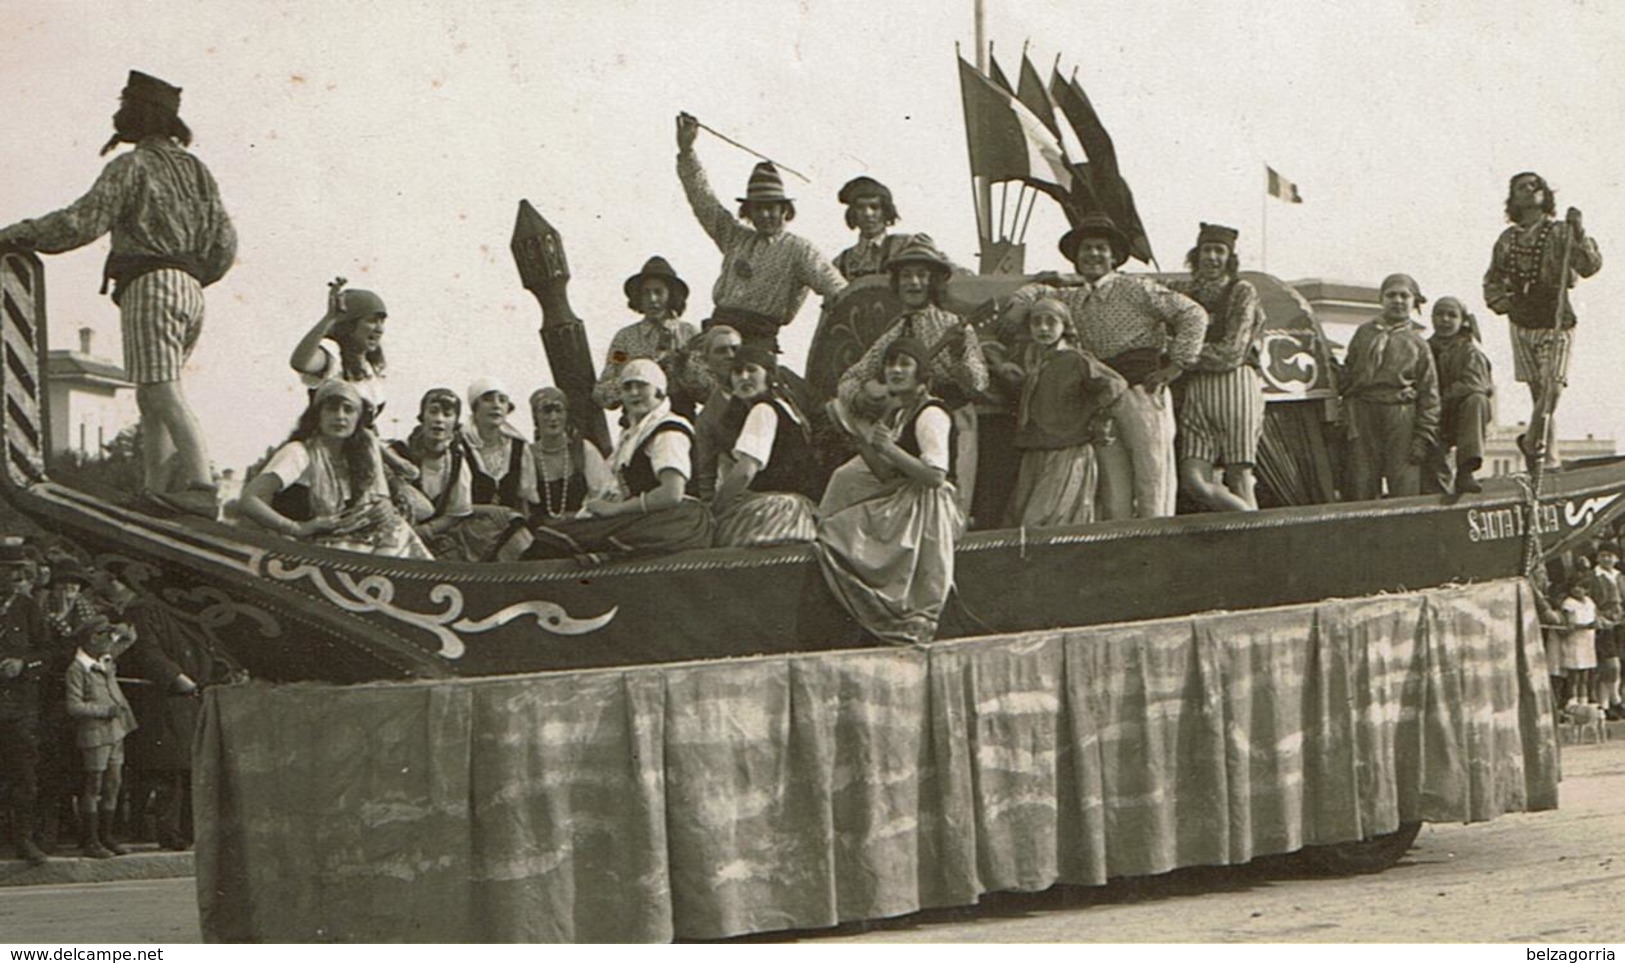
1590, 544, 1624, 719
1424, 297, 1493, 495
1001, 297, 1126, 527
1559, 578, 1598, 709
64, 616, 138, 859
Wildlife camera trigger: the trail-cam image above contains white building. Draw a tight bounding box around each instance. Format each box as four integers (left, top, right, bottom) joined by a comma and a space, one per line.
46, 327, 137, 461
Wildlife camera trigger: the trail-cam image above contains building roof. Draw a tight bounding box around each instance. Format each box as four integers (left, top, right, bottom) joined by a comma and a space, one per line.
46, 350, 133, 388
1289, 278, 1381, 304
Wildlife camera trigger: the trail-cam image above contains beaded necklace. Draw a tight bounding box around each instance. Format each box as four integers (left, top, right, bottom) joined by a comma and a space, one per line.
537, 438, 573, 518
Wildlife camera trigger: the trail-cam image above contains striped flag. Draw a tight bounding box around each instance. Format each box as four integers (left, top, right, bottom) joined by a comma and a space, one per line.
1267, 166, 1303, 204
957, 55, 1074, 195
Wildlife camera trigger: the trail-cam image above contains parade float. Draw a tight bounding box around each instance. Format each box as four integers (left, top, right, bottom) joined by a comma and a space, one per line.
0, 45, 1598, 942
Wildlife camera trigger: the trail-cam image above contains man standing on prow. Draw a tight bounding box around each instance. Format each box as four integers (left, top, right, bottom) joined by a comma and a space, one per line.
0, 71, 236, 519
1482, 171, 1601, 467
674, 112, 846, 355
1003, 214, 1206, 520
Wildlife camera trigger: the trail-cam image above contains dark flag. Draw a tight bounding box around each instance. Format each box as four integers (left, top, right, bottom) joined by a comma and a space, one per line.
1049, 68, 1154, 265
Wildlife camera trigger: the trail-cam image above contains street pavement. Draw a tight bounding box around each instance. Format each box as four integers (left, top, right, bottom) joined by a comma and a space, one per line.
2, 733, 1623, 945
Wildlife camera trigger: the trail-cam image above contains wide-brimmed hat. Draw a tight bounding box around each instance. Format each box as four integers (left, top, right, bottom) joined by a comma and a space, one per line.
622, 256, 690, 306
0, 540, 27, 567
467, 376, 516, 414
736, 162, 792, 204
887, 234, 953, 275
1058, 213, 1130, 267
336, 289, 387, 324
619, 358, 667, 393
52, 558, 91, 587
838, 176, 893, 207
1196, 222, 1239, 250
122, 70, 182, 116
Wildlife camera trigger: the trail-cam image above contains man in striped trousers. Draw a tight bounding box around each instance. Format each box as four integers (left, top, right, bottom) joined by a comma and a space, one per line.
0, 71, 235, 518
1169, 223, 1268, 511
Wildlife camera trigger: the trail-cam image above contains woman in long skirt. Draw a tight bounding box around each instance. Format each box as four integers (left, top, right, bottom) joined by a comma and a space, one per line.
816, 337, 964, 644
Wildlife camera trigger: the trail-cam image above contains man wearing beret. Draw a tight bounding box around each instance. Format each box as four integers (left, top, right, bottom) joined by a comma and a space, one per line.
0, 71, 236, 519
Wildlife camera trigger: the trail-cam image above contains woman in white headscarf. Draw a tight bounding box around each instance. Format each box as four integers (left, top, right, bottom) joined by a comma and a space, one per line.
237, 380, 430, 558
527, 360, 713, 563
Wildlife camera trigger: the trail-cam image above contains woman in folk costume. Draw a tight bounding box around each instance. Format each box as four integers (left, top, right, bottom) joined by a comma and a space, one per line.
711, 345, 821, 548
1003, 298, 1126, 528
527, 360, 713, 563
834, 234, 987, 517
237, 380, 430, 558
461, 376, 539, 517
591, 256, 707, 416
833, 176, 909, 280
817, 337, 966, 644
1339, 273, 1441, 500
1168, 223, 1269, 511
529, 386, 613, 525
385, 388, 500, 562
1424, 297, 1493, 495
290, 279, 389, 425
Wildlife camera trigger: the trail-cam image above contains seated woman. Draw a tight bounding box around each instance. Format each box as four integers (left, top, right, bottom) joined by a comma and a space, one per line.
529, 386, 614, 525
237, 380, 431, 558
816, 337, 965, 644
461, 376, 539, 520
385, 388, 500, 562
1003, 297, 1126, 527
528, 360, 713, 563
711, 345, 820, 548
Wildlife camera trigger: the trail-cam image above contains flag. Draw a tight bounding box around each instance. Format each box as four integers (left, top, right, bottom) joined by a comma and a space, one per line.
1048, 68, 1154, 264
987, 48, 1016, 96
1267, 166, 1304, 203
957, 55, 1073, 194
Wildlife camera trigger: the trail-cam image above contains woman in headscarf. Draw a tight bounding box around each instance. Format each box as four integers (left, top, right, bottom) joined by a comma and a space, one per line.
529, 387, 613, 525
711, 345, 821, 547
385, 388, 491, 561
1425, 296, 1494, 495
527, 360, 713, 563
816, 337, 965, 644
461, 377, 539, 518
237, 380, 430, 558
1003, 297, 1126, 527
1339, 273, 1441, 500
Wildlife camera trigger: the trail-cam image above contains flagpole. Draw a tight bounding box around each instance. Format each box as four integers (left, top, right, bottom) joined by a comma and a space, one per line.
1261, 164, 1269, 274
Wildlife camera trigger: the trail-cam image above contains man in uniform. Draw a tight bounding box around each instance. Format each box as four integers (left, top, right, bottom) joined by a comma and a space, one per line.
0, 542, 51, 864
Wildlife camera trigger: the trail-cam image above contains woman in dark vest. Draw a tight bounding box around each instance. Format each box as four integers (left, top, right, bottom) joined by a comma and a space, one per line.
711, 345, 820, 547
384, 387, 515, 562
527, 360, 712, 563
460, 376, 538, 517
528, 386, 613, 525
816, 337, 965, 643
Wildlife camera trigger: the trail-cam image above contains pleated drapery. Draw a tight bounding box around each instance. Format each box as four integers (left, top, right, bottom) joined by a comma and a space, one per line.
196, 577, 1556, 942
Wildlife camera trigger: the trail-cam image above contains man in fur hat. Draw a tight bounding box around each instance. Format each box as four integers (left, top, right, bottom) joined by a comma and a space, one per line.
0, 71, 236, 519
675, 112, 846, 354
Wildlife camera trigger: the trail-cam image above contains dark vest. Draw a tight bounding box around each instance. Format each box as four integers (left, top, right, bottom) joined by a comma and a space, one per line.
623, 421, 693, 496
744, 398, 819, 499
469, 436, 527, 510
897, 398, 957, 483
534, 436, 590, 521
388, 438, 465, 521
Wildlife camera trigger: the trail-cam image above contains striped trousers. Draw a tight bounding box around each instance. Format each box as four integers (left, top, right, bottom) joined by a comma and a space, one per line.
119, 269, 205, 385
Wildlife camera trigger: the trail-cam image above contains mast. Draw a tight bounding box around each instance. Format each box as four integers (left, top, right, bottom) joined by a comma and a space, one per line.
509, 201, 612, 455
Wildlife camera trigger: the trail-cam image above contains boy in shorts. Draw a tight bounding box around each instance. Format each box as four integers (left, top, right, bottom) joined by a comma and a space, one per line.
64, 616, 139, 859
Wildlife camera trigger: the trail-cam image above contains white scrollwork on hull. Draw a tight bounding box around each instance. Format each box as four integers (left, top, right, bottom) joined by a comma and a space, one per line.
264, 560, 616, 660
1565, 493, 1622, 530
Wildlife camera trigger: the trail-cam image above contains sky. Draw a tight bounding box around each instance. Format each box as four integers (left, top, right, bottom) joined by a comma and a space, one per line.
1, 0, 1622, 474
